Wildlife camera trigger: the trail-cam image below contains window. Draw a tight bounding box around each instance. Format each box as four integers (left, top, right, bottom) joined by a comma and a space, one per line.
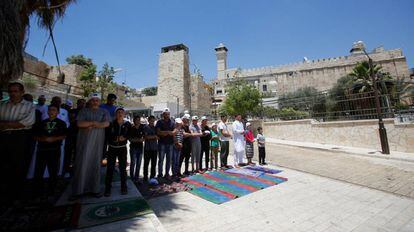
216, 90, 223, 94
262, 85, 267, 92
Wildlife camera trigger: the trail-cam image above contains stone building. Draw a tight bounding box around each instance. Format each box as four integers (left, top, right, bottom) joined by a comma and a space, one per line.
212, 41, 411, 108
152, 44, 212, 117
190, 73, 213, 116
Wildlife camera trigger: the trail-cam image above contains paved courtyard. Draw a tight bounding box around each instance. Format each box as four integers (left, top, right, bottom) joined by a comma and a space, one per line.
148, 142, 414, 232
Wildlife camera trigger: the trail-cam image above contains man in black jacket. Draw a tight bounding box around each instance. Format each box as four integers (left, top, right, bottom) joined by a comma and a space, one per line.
104, 108, 131, 196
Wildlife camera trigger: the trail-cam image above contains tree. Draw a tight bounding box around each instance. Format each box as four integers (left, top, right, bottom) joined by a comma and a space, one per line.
348, 61, 392, 94
278, 87, 327, 116
66, 55, 94, 68
221, 78, 261, 117
79, 64, 97, 98
98, 63, 116, 99
142, 86, 158, 96
1, 0, 75, 87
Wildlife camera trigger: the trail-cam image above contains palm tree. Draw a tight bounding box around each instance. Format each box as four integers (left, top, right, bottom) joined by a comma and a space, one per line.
348, 61, 392, 94
1, 0, 76, 87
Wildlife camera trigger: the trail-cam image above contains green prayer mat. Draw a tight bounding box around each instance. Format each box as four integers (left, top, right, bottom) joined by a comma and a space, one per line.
77, 198, 153, 228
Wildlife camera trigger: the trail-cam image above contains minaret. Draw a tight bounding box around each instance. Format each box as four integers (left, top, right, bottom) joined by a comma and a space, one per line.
215, 43, 228, 80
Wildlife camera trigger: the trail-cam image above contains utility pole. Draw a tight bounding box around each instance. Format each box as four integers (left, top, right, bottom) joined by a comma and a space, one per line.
363, 49, 390, 154
177, 97, 179, 118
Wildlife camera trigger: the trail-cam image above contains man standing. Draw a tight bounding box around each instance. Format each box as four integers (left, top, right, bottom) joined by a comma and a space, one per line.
128, 115, 145, 183
0, 82, 36, 205
100, 94, 117, 162
71, 93, 110, 199
189, 116, 203, 173
179, 114, 192, 176
65, 98, 86, 176
200, 116, 211, 170
105, 108, 131, 196
232, 114, 245, 168
99, 94, 117, 121
143, 116, 158, 181
36, 95, 48, 122
155, 108, 175, 178
218, 115, 231, 168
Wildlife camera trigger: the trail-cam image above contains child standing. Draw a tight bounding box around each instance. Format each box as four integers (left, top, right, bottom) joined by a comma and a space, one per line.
244, 122, 255, 165
210, 123, 220, 170
33, 105, 67, 197
256, 127, 266, 165
172, 118, 184, 178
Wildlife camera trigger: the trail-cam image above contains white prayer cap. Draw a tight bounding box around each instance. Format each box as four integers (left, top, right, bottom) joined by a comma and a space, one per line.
246, 122, 251, 127
211, 123, 217, 127
163, 108, 170, 113
192, 115, 199, 120
182, 114, 191, 120
66, 99, 73, 107
201, 116, 207, 121
88, 93, 101, 100
175, 118, 183, 124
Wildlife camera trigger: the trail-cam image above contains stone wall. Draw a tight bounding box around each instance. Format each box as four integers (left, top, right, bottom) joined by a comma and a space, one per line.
141, 95, 158, 107
213, 46, 411, 101
190, 74, 212, 116
263, 119, 414, 153
157, 45, 190, 111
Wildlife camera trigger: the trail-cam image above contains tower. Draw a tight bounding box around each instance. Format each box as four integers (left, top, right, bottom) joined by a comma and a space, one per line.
215, 43, 228, 79
157, 44, 190, 114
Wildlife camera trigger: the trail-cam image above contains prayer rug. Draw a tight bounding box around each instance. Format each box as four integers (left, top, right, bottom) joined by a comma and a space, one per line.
182, 170, 287, 204
0, 204, 80, 231
224, 167, 264, 177
77, 198, 153, 228
244, 166, 282, 174
136, 178, 192, 200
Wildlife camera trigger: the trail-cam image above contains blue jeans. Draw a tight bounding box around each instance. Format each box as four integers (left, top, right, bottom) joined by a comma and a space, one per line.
129, 146, 143, 181
158, 143, 173, 177
172, 147, 181, 176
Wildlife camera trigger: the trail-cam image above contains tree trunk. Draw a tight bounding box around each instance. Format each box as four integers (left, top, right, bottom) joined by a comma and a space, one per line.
0, 0, 24, 87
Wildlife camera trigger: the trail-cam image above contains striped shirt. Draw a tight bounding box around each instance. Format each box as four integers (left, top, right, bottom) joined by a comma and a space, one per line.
0, 99, 36, 130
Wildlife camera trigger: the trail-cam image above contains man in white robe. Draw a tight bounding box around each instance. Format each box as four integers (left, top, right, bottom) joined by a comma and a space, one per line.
232, 114, 245, 167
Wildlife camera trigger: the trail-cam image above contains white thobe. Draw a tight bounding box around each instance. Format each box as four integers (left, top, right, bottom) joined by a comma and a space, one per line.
232, 120, 245, 165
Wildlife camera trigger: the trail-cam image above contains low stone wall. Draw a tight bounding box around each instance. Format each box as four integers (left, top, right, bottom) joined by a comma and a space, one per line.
263, 119, 414, 153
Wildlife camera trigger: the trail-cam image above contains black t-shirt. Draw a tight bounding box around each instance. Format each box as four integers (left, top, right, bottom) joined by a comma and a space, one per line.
108, 120, 131, 146
34, 118, 67, 150
128, 124, 145, 149
201, 125, 212, 147
182, 125, 191, 151
155, 119, 175, 144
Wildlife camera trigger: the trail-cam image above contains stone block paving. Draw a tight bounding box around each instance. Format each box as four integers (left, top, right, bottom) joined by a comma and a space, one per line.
149, 165, 414, 232
265, 143, 414, 199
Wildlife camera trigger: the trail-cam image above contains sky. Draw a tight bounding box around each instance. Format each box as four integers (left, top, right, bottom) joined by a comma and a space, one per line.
25, 0, 414, 89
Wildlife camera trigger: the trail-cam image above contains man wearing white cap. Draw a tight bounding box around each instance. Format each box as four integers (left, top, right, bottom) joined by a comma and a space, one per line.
189, 115, 203, 172
155, 108, 175, 178
70, 93, 110, 199
232, 114, 245, 167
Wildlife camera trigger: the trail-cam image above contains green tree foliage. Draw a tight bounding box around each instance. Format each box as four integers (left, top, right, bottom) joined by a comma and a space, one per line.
348, 61, 392, 94
222, 78, 261, 117
142, 86, 158, 96
68, 54, 98, 97
98, 63, 116, 99
66, 54, 94, 68
79, 64, 97, 98
278, 87, 326, 115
